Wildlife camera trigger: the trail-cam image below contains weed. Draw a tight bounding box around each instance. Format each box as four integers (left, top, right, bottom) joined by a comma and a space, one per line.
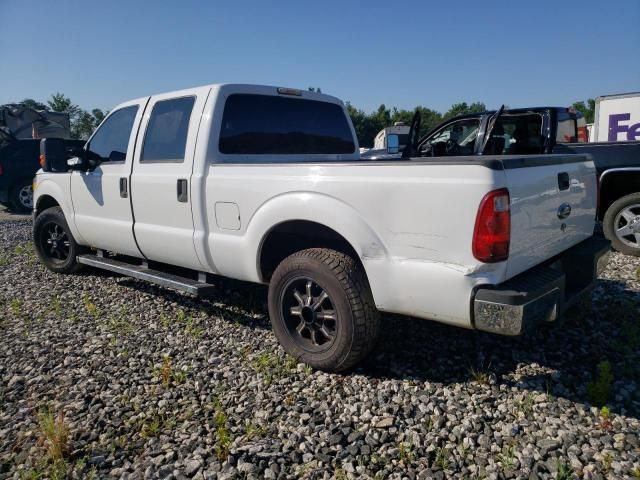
37, 406, 70, 461
82, 295, 101, 318
334, 468, 347, 480
599, 406, 612, 430
630, 466, 640, 478
50, 296, 63, 318
184, 316, 204, 338
434, 447, 450, 470
587, 361, 613, 406
601, 452, 613, 473
423, 416, 435, 432
160, 313, 170, 328
303, 364, 313, 376
212, 398, 232, 462
102, 315, 133, 337
245, 422, 267, 439
468, 364, 491, 385
398, 441, 415, 464
250, 351, 297, 385
158, 355, 172, 388
10, 298, 24, 317
139, 414, 162, 439
556, 460, 574, 480
14, 243, 37, 266
0, 251, 9, 267
498, 445, 517, 471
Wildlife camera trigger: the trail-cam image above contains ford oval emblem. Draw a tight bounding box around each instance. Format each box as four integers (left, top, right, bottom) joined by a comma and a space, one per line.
557, 203, 572, 220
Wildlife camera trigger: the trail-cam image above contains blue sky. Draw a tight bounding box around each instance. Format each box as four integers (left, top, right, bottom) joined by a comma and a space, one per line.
1, 0, 638, 114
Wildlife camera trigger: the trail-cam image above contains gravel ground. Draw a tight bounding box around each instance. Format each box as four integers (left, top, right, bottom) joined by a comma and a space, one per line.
1, 211, 639, 479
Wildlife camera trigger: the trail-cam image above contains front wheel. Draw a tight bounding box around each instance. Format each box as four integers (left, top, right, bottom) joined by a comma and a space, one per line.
33, 206, 85, 273
268, 248, 380, 372
603, 192, 640, 257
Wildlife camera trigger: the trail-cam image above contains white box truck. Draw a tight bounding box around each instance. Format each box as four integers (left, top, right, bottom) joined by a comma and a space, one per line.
592, 92, 640, 142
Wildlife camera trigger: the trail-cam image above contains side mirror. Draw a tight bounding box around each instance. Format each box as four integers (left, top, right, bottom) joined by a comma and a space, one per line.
39, 138, 69, 172
387, 134, 399, 154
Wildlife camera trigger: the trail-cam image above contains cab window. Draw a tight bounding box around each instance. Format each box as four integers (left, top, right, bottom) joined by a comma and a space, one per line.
141, 97, 195, 162
219, 94, 355, 157
485, 114, 544, 155
87, 106, 138, 162
419, 118, 480, 156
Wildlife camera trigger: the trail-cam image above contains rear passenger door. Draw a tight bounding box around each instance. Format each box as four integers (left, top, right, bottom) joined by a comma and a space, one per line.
130, 87, 210, 270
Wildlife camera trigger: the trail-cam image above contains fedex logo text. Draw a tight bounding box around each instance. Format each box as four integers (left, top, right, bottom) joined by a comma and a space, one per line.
608, 113, 640, 141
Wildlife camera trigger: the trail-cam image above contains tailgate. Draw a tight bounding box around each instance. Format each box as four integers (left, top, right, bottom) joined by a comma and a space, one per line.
503, 154, 597, 279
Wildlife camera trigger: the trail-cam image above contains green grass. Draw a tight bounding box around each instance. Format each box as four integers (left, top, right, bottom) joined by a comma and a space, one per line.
468, 364, 491, 385
498, 445, 517, 471
398, 441, 415, 464
212, 398, 232, 461
434, 447, 450, 470
249, 351, 298, 385
556, 460, 574, 480
82, 295, 101, 319
152, 354, 187, 388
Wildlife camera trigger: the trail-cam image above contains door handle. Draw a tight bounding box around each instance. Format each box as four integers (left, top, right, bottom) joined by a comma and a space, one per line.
119, 177, 128, 198
557, 172, 570, 191
177, 179, 188, 202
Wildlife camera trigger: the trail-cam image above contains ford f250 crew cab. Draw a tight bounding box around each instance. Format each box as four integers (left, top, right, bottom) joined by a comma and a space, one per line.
33, 84, 610, 371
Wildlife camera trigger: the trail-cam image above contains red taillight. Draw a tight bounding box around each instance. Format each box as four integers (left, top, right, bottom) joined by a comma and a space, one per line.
39, 154, 46, 168
473, 188, 510, 263
0, 163, 3, 176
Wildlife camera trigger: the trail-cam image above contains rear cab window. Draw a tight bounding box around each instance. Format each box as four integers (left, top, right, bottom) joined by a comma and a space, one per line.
142, 97, 195, 162
489, 113, 544, 155
218, 94, 355, 161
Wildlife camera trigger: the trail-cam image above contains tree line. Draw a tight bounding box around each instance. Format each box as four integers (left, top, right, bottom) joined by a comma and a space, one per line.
11, 92, 596, 146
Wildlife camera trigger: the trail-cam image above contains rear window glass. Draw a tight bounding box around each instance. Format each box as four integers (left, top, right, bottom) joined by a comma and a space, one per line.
219, 94, 355, 156
490, 114, 544, 155
141, 96, 195, 162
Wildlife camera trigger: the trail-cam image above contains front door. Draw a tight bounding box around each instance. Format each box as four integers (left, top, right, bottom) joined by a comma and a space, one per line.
130, 87, 210, 270
70, 98, 149, 257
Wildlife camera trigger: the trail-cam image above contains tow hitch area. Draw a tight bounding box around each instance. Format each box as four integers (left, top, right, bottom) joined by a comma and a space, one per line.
473, 237, 611, 336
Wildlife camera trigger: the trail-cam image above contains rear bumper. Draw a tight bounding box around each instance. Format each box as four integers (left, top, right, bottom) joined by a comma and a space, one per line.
473, 237, 611, 336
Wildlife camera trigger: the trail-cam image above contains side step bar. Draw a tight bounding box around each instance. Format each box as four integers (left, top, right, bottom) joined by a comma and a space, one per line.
77, 254, 216, 297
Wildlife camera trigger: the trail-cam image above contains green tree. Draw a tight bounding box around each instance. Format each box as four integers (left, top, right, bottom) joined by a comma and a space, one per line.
443, 101, 486, 120
572, 99, 595, 123
20, 98, 49, 110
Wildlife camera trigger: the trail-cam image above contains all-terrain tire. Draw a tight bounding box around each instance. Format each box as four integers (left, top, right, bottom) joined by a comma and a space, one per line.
33, 206, 86, 273
603, 192, 640, 257
268, 248, 380, 372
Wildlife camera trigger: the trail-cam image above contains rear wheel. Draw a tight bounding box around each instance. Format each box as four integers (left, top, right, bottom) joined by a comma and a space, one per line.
603, 192, 640, 257
268, 248, 380, 372
33, 206, 85, 273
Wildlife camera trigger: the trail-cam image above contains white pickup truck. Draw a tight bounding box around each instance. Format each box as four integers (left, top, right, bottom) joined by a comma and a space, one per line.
33, 84, 610, 371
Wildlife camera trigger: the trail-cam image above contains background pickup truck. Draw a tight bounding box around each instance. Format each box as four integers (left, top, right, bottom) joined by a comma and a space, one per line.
364, 106, 640, 256
0, 106, 82, 212
33, 84, 609, 371
0, 128, 83, 212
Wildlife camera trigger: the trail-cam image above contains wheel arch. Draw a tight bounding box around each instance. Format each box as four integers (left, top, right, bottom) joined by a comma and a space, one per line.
599, 169, 640, 220
33, 178, 86, 245
248, 192, 388, 283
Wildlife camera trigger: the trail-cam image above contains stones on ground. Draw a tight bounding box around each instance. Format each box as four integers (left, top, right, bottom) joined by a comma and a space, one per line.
0, 214, 638, 478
